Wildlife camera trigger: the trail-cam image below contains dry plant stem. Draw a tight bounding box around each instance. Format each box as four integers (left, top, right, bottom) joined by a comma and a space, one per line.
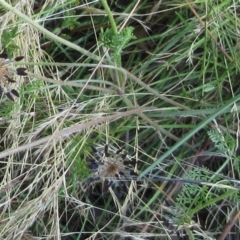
30, 71, 194, 149
29, 67, 194, 147
141, 147, 206, 235
122, 93, 195, 150
217, 209, 240, 240
22, 64, 190, 110
166, 138, 212, 200
118, 0, 140, 32
1, 0, 193, 110
0, 0, 102, 62
141, 181, 170, 234
27, 72, 118, 94
0, 108, 144, 159
165, 148, 206, 203
111, 65, 191, 111
185, 0, 233, 62
118, 70, 193, 149
0, 172, 27, 193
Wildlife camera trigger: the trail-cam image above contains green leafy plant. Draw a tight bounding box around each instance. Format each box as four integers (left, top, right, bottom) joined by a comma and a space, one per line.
99, 26, 136, 65
176, 167, 218, 212
1, 26, 20, 55
65, 136, 91, 193
207, 130, 235, 153
62, 10, 81, 30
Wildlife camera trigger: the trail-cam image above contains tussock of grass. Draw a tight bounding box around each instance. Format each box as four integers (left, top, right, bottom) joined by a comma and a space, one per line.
0, 0, 239, 239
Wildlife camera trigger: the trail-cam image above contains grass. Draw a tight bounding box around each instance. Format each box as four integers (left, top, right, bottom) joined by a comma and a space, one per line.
0, 0, 239, 239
